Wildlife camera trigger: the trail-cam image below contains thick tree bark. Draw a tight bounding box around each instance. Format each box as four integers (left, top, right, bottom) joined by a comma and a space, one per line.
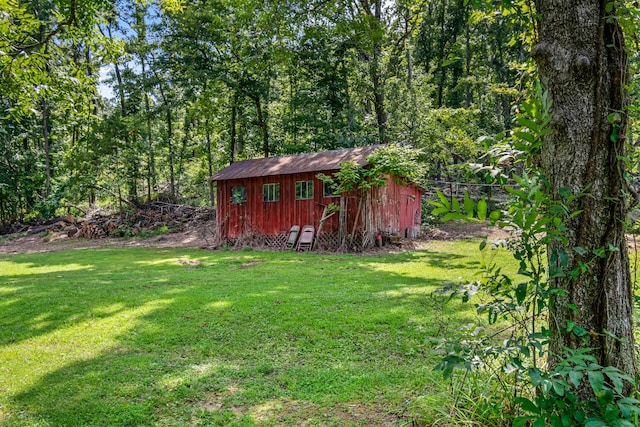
533, 0, 636, 386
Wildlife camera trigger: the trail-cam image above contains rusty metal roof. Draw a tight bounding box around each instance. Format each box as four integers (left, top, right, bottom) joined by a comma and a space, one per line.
210, 145, 382, 181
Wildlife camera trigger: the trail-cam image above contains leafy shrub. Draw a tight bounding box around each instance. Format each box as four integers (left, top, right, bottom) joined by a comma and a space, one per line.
429, 85, 639, 426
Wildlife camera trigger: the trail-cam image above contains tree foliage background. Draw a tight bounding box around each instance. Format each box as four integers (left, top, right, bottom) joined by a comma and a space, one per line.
0, 0, 536, 223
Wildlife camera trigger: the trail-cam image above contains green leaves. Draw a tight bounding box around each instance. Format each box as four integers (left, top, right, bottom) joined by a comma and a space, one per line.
432, 72, 639, 427
515, 350, 639, 427
607, 112, 623, 142
330, 146, 425, 196
433, 354, 466, 379
429, 190, 501, 223
463, 192, 475, 216
477, 198, 488, 221
587, 369, 605, 393
366, 144, 425, 184
605, 2, 615, 13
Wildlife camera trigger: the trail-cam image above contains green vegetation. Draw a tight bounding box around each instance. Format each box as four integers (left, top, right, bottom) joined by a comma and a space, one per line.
431, 78, 640, 425
0, 242, 514, 426
2, 0, 640, 424
1, 0, 534, 222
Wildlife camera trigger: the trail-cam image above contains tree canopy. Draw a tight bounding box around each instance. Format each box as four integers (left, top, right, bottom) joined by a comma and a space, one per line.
0, 0, 534, 222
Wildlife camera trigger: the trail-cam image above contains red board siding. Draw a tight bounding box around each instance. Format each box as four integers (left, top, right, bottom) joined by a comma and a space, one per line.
379, 176, 422, 238
217, 172, 340, 239
216, 172, 422, 240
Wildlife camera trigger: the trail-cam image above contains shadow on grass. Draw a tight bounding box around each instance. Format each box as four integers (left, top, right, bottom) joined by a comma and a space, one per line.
1, 247, 484, 426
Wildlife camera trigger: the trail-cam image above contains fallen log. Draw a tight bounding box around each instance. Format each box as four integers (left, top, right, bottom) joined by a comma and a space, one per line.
26, 218, 68, 235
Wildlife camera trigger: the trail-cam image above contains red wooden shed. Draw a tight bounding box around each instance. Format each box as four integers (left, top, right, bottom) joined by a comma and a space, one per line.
210, 146, 423, 249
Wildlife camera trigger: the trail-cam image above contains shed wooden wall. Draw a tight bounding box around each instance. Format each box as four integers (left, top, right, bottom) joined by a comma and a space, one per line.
216, 172, 422, 241
217, 172, 340, 239
366, 176, 422, 238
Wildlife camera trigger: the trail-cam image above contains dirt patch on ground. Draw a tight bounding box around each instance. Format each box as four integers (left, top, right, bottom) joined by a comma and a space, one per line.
0, 222, 218, 255
197, 396, 405, 426
0, 220, 507, 256
422, 220, 510, 241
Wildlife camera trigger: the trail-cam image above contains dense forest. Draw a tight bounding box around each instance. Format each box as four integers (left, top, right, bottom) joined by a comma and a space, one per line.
0, 0, 635, 225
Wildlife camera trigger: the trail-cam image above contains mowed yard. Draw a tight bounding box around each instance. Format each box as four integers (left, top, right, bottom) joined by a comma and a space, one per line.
0, 241, 513, 426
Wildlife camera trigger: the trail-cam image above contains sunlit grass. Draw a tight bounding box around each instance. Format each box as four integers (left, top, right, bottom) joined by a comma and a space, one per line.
0, 260, 91, 276
0, 241, 513, 426
2, 299, 172, 395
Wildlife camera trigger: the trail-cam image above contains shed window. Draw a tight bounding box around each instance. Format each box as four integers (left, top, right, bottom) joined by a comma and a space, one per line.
231, 185, 246, 204
295, 181, 313, 200
263, 183, 280, 202
323, 180, 340, 198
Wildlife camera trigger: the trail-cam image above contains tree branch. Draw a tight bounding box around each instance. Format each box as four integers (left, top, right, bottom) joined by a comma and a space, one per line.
11, 0, 78, 54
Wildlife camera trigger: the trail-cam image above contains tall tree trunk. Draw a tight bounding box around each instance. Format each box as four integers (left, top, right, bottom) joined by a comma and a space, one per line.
166, 108, 176, 199
230, 92, 237, 163
370, 0, 387, 143
533, 0, 636, 390
237, 101, 245, 157
141, 57, 156, 201
42, 42, 52, 198
370, 49, 387, 143
205, 119, 215, 207
115, 147, 123, 213
85, 47, 98, 116
406, 42, 413, 90
436, 0, 447, 108
290, 70, 298, 147
254, 95, 269, 158
114, 58, 138, 202
42, 97, 51, 198
134, 4, 155, 201
464, 8, 471, 108
176, 116, 194, 196
154, 71, 176, 198
108, 25, 137, 203
34, 0, 51, 199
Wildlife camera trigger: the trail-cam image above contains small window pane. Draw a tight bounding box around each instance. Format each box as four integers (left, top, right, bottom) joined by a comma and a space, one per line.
323, 181, 340, 198
231, 185, 246, 204
295, 181, 313, 200
263, 183, 280, 202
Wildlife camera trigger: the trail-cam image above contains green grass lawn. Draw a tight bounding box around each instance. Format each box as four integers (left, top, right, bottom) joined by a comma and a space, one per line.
0, 241, 512, 426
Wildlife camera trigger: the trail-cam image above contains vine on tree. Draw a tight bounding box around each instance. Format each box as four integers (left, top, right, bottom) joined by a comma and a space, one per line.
429, 85, 639, 426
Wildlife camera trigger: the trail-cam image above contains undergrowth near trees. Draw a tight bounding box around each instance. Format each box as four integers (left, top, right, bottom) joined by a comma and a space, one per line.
429, 85, 640, 426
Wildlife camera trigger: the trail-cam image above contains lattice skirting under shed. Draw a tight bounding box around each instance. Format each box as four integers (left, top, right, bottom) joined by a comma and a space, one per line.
314, 232, 341, 251
226, 231, 352, 251
263, 233, 288, 248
